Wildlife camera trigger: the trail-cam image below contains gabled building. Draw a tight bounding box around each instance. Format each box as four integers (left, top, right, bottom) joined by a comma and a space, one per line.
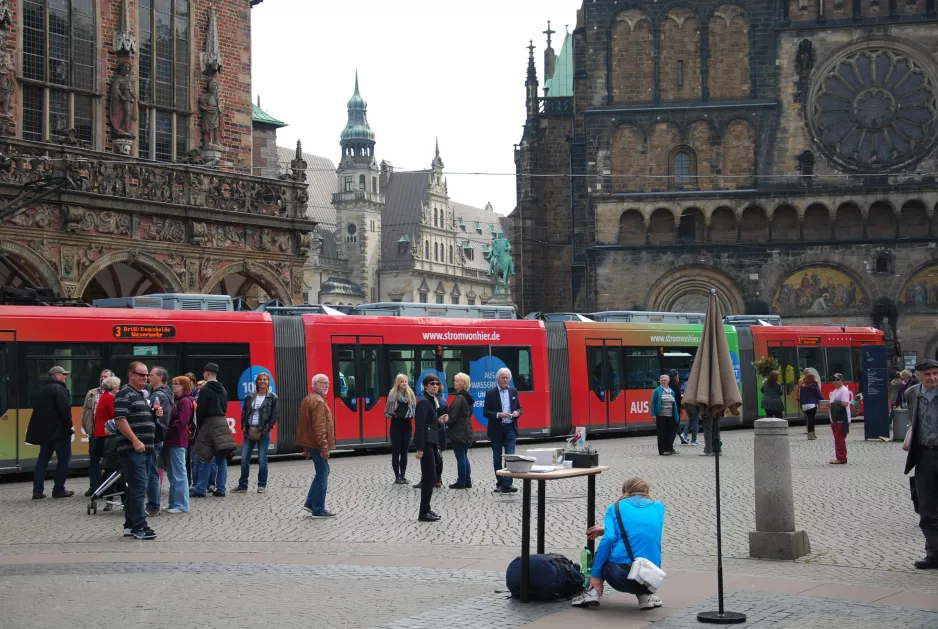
292, 76, 507, 307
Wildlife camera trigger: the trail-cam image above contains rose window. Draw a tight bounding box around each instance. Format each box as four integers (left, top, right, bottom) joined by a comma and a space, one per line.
809, 47, 938, 172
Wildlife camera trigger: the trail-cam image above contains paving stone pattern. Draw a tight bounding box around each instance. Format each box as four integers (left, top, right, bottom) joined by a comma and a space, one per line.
3, 428, 924, 572
648, 591, 938, 629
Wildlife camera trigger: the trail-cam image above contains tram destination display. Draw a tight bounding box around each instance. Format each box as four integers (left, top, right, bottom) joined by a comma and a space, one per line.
113, 324, 176, 340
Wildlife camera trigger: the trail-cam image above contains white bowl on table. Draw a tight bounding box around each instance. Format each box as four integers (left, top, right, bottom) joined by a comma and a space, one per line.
504, 454, 536, 473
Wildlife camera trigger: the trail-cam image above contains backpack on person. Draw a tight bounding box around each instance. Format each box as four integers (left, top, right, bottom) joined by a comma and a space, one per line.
506, 553, 584, 601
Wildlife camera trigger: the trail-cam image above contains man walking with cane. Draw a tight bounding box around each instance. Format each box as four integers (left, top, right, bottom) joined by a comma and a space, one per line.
904, 359, 938, 570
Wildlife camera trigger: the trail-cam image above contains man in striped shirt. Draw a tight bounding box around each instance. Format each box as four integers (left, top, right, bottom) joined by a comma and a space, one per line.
113, 361, 163, 541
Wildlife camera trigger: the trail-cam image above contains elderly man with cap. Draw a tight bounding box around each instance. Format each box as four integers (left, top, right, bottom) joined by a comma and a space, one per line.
904, 358, 938, 570
26, 366, 75, 499
828, 373, 853, 465
191, 363, 235, 497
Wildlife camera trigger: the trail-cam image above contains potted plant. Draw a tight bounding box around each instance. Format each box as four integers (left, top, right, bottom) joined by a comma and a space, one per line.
754, 355, 780, 378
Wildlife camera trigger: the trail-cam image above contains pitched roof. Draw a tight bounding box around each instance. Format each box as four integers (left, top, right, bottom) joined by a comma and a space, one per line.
380, 170, 431, 265
276, 145, 339, 259
544, 33, 573, 98
252, 103, 287, 128
450, 201, 504, 273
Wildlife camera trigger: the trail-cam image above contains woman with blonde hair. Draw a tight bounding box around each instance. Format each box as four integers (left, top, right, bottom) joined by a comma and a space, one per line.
572, 477, 665, 611
446, 372, 474, 489
385, 374, 416, 484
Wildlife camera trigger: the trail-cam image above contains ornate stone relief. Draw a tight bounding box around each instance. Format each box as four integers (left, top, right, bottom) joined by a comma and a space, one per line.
794, 39, 813, 104
7, 205, 60, 229
251, 228, 291, 253
138, 216, 185, 243
200, 257, 219, 282
64, 207, 132, 235
808, 43, 938, 172
192, 222, 244, 249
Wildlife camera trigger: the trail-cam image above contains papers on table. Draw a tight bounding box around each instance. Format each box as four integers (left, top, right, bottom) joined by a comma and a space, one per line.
529, 464, 563, 473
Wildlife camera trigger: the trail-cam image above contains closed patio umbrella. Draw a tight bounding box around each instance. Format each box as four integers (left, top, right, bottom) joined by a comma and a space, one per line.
687, 290, 745, 625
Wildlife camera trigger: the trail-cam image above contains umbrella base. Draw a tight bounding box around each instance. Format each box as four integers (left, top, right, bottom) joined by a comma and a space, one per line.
697, 611, 747, 624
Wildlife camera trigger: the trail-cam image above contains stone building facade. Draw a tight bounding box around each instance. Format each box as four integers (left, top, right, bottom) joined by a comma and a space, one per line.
295, 76, 507, 307
511, 0, 938, 364
0, 0, 314, 306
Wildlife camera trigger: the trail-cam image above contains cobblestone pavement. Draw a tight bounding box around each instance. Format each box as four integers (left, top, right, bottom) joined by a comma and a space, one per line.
1, 427, 926, 572
1, 427, 937, 628
645, 591, 938, 629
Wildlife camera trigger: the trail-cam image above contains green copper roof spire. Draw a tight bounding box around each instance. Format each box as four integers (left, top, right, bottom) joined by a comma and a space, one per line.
341, 70, 376, 145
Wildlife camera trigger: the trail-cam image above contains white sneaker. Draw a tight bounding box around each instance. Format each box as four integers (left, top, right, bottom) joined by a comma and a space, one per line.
166, 508, 186, 514
637, 594, 663, 610
571, 587, 601, 608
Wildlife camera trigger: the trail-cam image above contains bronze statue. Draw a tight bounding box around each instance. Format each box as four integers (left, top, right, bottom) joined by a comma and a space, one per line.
199, 78, 222, 147
109, 61, 137, 137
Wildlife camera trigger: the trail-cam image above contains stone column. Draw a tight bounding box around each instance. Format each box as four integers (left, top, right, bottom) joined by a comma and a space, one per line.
748, 418, 811, 560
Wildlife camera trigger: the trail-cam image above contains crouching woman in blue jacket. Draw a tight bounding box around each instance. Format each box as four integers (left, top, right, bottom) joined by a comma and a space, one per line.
571, 477, 666, 610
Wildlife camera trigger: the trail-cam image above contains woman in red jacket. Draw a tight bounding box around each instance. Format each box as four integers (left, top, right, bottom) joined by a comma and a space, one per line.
89, 375, 120, 493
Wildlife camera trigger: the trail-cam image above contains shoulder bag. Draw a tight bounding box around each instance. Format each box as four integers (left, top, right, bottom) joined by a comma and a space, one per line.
614, 499, 666, 592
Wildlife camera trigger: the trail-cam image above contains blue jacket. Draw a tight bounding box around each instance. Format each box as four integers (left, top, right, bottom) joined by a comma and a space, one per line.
592, 496, 665, 577
650, 386, 678, 419
483, 386, 523, 439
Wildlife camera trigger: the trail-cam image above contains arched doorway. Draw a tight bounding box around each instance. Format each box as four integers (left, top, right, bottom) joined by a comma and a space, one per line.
81, 262, 169, 302
202, 261, 292, 308
645, 265, 745, 315
0, 242, 62, 296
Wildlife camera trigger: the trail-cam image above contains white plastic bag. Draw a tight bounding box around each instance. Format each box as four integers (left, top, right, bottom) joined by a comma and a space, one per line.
628, 557, 666, 592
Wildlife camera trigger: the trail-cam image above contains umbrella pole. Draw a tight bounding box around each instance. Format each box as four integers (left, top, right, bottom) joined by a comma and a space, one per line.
698, 435, 746, 624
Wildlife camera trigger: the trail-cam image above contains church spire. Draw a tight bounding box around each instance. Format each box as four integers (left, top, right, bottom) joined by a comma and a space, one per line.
340, 71, 376, 163
525, 40, 539, 120
432, 137, 444, 171
543, 21, 556, 82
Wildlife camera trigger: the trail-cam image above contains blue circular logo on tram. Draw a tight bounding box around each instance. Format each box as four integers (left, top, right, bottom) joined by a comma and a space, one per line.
237, 366, 276, 401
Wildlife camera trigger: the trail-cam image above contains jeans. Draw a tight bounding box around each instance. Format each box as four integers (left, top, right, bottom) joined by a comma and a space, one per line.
193, 454, 227, 496
491, 424, 517, 487
702, 416, 721, 454
120, 450, 150, 532
33, 435, 72, 496
682, 407, 700, 443
452, 442, 471, 485
146, 442, 163, 511
191, 452, 218, 489
655, 415, 674, 455
601, 562, 651, 596
167, 447, 189, 511
389, 421, 412, 480
238, 430, 271, 489
765, 409, 783, 418
419, 446, 438, 515
88, 436, 105, 490
305, 450, 330, 514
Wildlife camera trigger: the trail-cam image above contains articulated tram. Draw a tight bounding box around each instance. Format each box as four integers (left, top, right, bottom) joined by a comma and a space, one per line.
0, 300, 884, 473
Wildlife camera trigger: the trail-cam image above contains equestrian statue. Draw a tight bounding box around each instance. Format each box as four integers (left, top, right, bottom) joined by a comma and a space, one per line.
485, 233, 515, 296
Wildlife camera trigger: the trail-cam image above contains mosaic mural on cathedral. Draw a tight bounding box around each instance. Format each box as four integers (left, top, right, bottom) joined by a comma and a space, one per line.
900, 265, 938, 310
773, 266, 869, 315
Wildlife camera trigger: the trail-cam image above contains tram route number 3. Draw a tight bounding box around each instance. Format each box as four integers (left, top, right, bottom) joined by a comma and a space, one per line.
113, 324, 176, 340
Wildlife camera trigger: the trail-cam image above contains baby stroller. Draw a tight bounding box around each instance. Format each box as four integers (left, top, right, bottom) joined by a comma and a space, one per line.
87, 433, 124, 515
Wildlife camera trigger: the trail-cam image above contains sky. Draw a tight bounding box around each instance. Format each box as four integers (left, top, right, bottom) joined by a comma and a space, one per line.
251, 0, 582, 216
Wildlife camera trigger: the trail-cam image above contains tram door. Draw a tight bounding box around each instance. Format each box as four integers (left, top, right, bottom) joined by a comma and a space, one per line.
587, 339, 625, 429
332, 336, 384, 444
767, 341, 799, 417
0, 332, 17, 469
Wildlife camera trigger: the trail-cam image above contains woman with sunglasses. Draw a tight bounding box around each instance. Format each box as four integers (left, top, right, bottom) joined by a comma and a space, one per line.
414, 374, 442, 522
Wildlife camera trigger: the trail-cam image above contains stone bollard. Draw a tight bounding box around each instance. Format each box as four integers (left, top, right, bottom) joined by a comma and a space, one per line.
749, 418, 811, 560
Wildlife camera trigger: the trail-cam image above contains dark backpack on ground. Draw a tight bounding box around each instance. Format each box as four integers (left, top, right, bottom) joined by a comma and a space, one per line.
506, 553, 584, 601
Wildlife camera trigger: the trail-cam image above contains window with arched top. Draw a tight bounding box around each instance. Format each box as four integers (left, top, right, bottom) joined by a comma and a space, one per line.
673, 151, 692, 185
425, 240, 429, 259
875, 253, 893, 274
434, 242, 439, 261
433, 208, 438, 227
449, 245, 454, 264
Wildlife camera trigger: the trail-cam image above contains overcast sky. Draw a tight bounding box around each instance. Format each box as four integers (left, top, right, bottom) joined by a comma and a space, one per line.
251, 0, 582, 216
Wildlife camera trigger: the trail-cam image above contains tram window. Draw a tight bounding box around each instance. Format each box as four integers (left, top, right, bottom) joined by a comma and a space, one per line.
419, 348, 437, 381
441, 347, 468, 389
606, 347, 622, 397
588, 347, 605, 399
824, 347, 853, 383
624, 348, 659, 389
333, 346, 356, 410
491, 347, 533, 391
185, 343, 250, 396
797, 347, 825, 381
110, 343, 180, 389
387, 347, 416, 389
21, 343, 102, 407
361, 346, 380, 410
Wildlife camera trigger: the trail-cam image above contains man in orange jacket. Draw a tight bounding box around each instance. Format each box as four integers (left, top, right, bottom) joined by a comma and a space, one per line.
297, 374, 335, 518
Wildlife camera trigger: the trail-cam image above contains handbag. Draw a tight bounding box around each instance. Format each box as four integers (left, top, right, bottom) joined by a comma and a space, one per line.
247, 426, 264, 442
613, 500, 666, 592
902, 418, 913, 452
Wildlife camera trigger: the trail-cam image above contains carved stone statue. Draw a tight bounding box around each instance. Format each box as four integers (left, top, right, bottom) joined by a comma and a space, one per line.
0, 42, 15, 121
199, 78, 222, 148
109, 62, 137, 138
484, 233, 515, 296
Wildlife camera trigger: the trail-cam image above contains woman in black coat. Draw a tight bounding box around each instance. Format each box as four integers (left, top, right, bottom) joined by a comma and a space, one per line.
446, 372, 474, 489
414, 374, 442, 522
